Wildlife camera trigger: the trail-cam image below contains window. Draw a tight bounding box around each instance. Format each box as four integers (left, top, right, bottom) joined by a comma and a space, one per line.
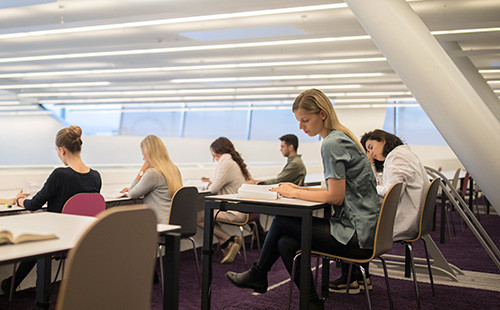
383, 106, 446, 145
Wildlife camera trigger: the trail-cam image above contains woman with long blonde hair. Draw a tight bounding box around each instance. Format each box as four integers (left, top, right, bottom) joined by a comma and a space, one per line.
226, 89, 380, 308
122, 135, 182, 224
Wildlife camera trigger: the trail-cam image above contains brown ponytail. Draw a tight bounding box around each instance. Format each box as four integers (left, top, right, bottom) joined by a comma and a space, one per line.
210, 137, 251, 181
55, 126, 83, 153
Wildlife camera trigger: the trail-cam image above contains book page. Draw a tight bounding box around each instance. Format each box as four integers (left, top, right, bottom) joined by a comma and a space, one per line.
237, 184, 279, 200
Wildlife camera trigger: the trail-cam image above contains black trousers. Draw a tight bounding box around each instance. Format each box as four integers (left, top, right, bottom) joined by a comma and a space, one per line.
256, 216, 372, 295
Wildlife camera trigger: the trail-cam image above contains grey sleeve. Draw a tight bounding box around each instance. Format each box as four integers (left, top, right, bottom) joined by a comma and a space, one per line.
128, 170, 156, 199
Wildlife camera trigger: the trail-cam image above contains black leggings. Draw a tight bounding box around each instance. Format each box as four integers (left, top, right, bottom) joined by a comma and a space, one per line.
256, 216, 372, 294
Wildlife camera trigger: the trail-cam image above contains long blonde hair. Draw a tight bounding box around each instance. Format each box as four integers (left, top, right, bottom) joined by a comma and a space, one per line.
292, 89, 364, 152
141, 135, 183, 196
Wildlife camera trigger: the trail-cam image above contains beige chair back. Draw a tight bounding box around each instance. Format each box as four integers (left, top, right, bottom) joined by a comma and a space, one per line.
56, 206, 158, 310
372, 182, 403, 258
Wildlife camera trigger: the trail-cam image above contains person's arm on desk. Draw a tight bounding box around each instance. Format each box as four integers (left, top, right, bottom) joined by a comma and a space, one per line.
18, 169, 60, 210
127, 163, 156, 199
271, 178, 345, 205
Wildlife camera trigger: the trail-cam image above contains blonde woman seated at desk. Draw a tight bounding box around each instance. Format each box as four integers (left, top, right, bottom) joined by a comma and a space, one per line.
1, 126, 102, 295
198, 137, 251, 264
121, 135, 183, 224
225, 89, 380, 309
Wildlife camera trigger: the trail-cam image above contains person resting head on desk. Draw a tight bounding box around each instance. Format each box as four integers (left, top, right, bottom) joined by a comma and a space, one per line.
120, 135, 183, 224
248, 134, 306, 186
3, 125, 102, 295
198, 137, 251, 264
360, 129, 429, 241
225, 89, 380, 309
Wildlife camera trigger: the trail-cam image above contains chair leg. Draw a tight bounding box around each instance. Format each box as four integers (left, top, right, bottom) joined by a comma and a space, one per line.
287, 253, 301, 310
379, 256, 394, 310
253, 223, 261, 252
314, 256, 320, 289
53, 259, 63, 284
421, 238, 435, 296
407, 243, 421, 310
158, 245, 165, 294
8, 262, 17, 310
238, 226, 247, 263
346, 262, 353, 295
359, 264, 372, 310
188, 237, 201, 285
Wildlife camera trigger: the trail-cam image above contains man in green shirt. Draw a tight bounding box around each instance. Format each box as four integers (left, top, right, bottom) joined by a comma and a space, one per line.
251, 134, 307, 185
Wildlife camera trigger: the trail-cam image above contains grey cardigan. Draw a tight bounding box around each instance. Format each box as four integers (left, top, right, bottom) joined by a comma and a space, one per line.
129, 168, 171, 224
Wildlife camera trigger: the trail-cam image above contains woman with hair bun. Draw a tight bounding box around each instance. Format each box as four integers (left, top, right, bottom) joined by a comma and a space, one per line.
2, 126, 101, 294
14, 126, 101, 212
121, 135, 183, 224
197, 137, 251, 264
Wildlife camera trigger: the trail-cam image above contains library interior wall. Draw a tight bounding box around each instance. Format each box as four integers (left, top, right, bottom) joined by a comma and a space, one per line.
0, 111, 462, 192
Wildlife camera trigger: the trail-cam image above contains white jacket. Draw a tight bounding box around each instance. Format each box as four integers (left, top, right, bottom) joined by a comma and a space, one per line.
376, 145, 429, 240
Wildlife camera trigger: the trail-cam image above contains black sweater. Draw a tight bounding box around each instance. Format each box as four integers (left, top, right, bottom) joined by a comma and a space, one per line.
24, 167, 102, 213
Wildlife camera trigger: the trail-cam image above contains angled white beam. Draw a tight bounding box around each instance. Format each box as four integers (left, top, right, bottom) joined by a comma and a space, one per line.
440, 41, 500, 121
345, 0, 500, 212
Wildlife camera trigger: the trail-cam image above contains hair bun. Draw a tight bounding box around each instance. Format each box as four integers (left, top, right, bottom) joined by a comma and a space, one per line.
68, 126, 82, 138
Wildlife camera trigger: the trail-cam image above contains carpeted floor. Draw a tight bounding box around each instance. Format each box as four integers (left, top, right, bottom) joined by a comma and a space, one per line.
2, 209, 500, 309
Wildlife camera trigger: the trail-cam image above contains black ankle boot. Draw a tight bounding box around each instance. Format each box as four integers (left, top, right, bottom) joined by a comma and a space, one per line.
225, 262, 268, 293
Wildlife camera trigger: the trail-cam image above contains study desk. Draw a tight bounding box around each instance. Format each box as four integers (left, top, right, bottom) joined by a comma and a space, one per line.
201, 194, 329, 310
0, 213, 181, 310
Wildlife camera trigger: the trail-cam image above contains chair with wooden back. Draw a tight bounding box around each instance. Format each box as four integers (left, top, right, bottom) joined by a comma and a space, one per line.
56, 206, 157, 310
399, 178, 441, 309
287, 182, 403, 310
53, 193, 107, 283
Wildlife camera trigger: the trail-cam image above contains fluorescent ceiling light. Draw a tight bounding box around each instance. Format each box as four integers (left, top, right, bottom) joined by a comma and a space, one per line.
172, 73, 384, 83
0, 111, 53, 116
479, 69, 500, 73
18, 85, 362, 98
0, 4, 347, 40
0, 101, 21, 105
2, 25, 500, 63
0, 105, 39, 111
431, 27, 500, 35
0, 58, 385, 79
37, 91, 411, 104
0, 81, 110, 89
0, 36, 371, 63
487, 80, 500, 84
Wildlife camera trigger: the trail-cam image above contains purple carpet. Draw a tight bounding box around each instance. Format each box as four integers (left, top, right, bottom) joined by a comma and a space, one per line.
2, 211, 500, 309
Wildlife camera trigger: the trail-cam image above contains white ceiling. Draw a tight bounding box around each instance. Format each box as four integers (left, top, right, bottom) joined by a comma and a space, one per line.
0, 0, 499, 113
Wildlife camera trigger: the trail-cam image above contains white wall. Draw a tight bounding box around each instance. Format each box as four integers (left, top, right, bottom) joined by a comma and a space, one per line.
0, 113, 462, 192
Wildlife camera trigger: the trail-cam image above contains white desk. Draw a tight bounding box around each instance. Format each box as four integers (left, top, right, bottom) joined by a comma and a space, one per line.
0, 213, 181, 310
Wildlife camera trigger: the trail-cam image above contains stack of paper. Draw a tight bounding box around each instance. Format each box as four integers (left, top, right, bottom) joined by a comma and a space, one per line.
237, 184, 279, 200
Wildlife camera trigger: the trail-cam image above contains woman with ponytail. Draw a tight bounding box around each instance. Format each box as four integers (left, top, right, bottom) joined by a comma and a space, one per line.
3, 126, 102, 294
225, 89, 380, 309
197, 137, 250, 264
121, 135, 183, 224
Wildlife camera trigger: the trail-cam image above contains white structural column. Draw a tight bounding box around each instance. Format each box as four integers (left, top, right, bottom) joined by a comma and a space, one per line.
344, 0, 500, 212
440, 40, 500, 122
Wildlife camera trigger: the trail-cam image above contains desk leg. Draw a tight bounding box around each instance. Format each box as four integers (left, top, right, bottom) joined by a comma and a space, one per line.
163, 232, 180, 310
35, 255, 51, 310
321, 206, 330, 298
299, 212, 312, 309
201, 203, 215, 310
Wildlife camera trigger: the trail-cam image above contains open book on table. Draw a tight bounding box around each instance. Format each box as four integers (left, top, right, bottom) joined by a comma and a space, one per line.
237, 184, 279, 200
0, 230, 58, 245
